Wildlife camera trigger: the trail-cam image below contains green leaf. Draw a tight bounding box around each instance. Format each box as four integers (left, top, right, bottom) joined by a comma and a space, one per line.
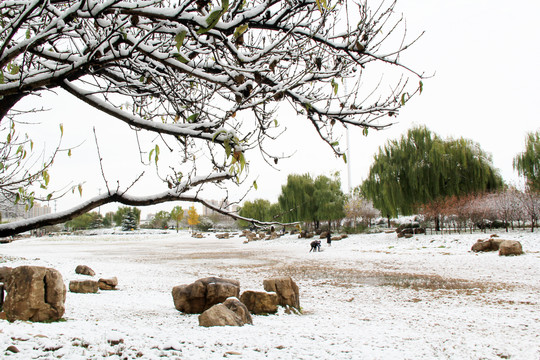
0, 71, 4, 84
233, 24, 249, 39
419, 80, 423, 95
26, 28, 31, 39
175, 31, 187, 51
197, 0, 229, 34
315, 0, 328, 13
174, 53, 189, 64
68, 149, 72, 157
342, 153, 347, 163
43, 170, 50, 186
59, 123, 64, 136
331, 141, 339, 146
363, 127, 369, 136
9, 63, 19, 75
224, 139, 231, 158
154, 144, 160, 164
253, 180, 258, 190
47, 193, 53, 201
149, 148, 155, 163
401, 93, 408, 106
78, 184, 83, 196
331, 79, 338, 95
186, 113, 198, 123
212, 129, 227, 142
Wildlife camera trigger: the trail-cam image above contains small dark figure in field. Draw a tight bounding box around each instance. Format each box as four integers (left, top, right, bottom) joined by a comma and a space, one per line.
326, 230, 332, 247
310, 240, 321, 252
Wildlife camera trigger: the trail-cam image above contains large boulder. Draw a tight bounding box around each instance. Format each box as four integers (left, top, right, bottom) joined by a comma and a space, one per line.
172, 277, 240, 314
223, 297, 253, 325
263, 276, 300, 310
0, 266, 13, 283
75, 265, 95, 277
198, 303, 245, 327
498, 240, 524, 256
69, 279, 99, 293
240, 290, 278, 314
4, 266, 66, 322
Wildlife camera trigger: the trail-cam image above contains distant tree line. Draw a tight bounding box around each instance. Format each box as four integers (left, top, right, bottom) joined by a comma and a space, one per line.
239, 173, 346, 231
54, 128, 540, 234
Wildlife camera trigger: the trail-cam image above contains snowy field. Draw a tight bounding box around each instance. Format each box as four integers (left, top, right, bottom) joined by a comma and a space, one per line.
1, 229, 539, 359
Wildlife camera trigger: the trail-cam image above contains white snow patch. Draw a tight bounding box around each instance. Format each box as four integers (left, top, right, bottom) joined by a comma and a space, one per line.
0, 230, 539, 359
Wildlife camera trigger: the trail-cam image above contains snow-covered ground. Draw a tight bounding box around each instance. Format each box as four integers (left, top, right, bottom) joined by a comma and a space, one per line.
1, 229, 539, 359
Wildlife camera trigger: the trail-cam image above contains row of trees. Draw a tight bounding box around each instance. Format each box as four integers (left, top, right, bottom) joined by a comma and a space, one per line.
420, 188, 540, 233
65, 206, 141, 231
238, 127, 540, 233
239, 173, 345, 230
65, 205, 200, 232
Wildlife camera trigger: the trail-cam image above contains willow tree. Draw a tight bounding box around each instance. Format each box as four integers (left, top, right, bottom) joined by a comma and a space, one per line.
513, 130, 540, 192
278, 174, 315, 224
0, 0, 422, 237
278, 173, 344, 229
313, 174, 345, 229
237, 198, 280, 228
361, 126, 503, 224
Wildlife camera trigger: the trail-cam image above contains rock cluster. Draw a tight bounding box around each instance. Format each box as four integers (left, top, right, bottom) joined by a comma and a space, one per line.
471, 236, 524, 256
241, 230, 281, 242
69, 265, 118, 293
396, 223, 426, 238
172, 276, 300, 327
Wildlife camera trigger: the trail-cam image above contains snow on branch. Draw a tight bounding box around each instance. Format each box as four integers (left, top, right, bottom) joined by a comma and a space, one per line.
0, 172, 233, 238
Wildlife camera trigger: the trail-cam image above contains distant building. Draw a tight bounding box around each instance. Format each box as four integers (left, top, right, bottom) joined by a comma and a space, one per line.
202, 199, 239, 219
0, 199, 51, 222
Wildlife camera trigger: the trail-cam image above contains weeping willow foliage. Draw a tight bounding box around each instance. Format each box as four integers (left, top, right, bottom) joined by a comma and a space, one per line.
361, 126, 503, 217
237, 199, 280, 227
278, 174, 316, 223
278, 173, 345, 225
513, 130, 540, 192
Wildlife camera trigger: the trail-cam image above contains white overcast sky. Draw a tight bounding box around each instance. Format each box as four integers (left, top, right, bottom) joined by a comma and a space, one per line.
12, 0, 540, 218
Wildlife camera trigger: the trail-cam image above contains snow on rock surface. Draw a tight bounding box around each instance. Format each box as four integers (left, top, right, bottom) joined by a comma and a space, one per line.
0, 230, 539, 359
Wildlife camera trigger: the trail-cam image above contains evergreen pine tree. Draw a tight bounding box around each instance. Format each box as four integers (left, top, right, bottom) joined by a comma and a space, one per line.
121, 211, 138, 231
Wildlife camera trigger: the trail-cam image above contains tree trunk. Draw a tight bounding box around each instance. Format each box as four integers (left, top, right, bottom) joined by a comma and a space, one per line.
434, 216, 441, 232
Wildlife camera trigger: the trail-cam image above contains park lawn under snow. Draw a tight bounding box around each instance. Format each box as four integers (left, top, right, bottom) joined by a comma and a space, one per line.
0, 229, 539, 359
